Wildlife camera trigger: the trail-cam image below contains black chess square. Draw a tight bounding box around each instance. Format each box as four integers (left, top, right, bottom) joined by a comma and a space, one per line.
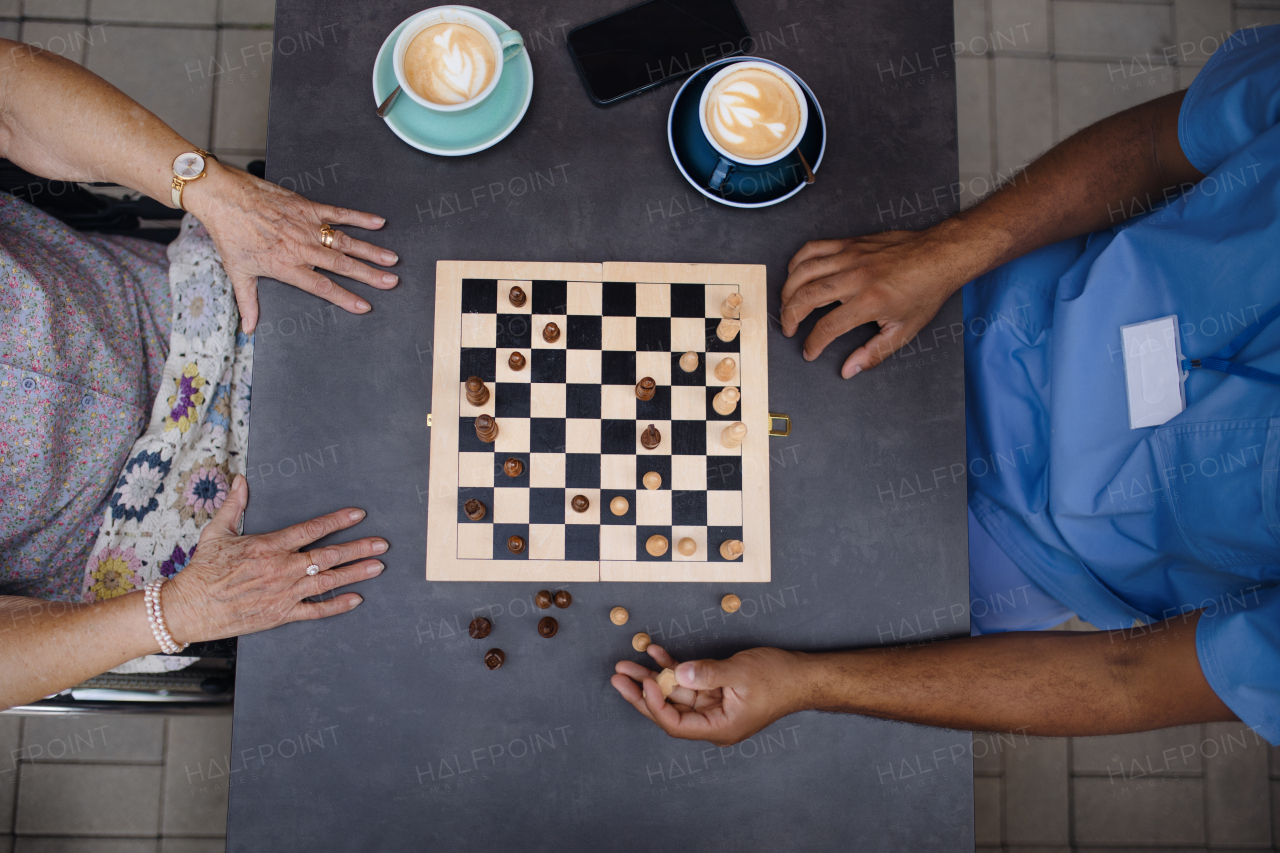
530, 418, 567, 453
601, 489, 636, 524
461, 279, 497, 314
532, 280, 568, 314
672, 490, 708, 526
602, 282, 636, 316
601, 419, 634, 454
635, 455, 671, 490
497, 314, 533, 348
708, 526, 744, 561
705, 318, 741, 352
636, 525, 674, 561
706, 386, 739, 420
458, 417, 492, 453
636, 317, 670, 352
706, 456, 743, 490
529, 487, 565, 524
493, 523, 530, 560
531, 349, 566, 383
636, 385, 671, 420
601, 351, 637, 385
566, 384, 601, 418
459, 348, 496, 382
670, 352, 706, 385
495, 383, 531, 418
456, 486, 494, 522
493, 452, 530, 488
565, 525, 599, 560
672, 421, 706, 455
565, 453, 601, 488
669, 282, 706, 318
567, 315, 602, 349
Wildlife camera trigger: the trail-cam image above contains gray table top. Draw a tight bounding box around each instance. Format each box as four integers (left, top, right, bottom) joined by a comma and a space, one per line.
229, 1, 971, 849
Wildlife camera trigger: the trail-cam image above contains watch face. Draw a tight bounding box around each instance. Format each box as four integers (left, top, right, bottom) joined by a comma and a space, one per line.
173, 152, 205, 179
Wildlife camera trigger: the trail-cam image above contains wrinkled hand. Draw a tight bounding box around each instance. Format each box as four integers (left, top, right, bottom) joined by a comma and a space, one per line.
188, 163, 399, 333
780, 229, 970, 377
162, 476, 386, 644
610, 644, 808, 746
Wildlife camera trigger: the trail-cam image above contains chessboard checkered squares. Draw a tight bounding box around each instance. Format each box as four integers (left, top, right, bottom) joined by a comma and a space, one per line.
635, 350, 671, 385
567, 315, 602, 349
494, 452, 530, 488
601, 454, 635, 489
602, 316, 636, 351
636, 488, 672, 525
462, 313, 496, 348
600, 488, 636, 524
566, 384, 601, 419
529, 488, 564, 523
529, 452, 566, 487
671, 525, 707, 561
497, 280, 533, 314
602, 385, 637, 420
635, 420, 672, 456
671, 318, 706, 353
705, 386, 740, 420
494, 417, 530, 453
636, 282, 670, 317
704, 284, 741, 318
565, 524, 599, 560
531, 314, 567, 350
495, 314, 533, 349
494, 383, 530, 418
636, 386, 671, 421
564, 488, 600, 524
708, 526, 746, 561
565, 453, 600, 488
636, 455, 671, 490
671, 421, 706, 455
636, 525, 674, 561
671, 386, 706, 421
458, 381, 495, 417
706, 456, 743, 490
565, 418, 601, 453
671, 455, 706, 491
459, 452, 494, 487
496, 348, 531, 383
707, 490, 742, 526
566, 350, 602, 383
493, 487, 529, 523
672, 489, 707, 526
493, 523, 529, 560
528, 524, 565, 559
458, 521, 492, 559
459, 348, 497, 383
530, 383, 566, 418
599, 524, 636, 560
568, 280, 602, 315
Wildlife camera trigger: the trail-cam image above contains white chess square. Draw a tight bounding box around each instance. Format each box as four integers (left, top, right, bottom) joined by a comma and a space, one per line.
528, 524, 565, 560
496, 348, 532, 383
671, 525, 707, 562
672, 455, 706, 491
566, 349, 602, 384
494, 417, 530, 453
602, 316, 636, 351
600, 454, 635, 489
530, 383, 566, 418
458, 452, 495, 487
635, 420, 672, 457
492, 487, 529, 524
529, 453, 566, 487
705, 284, 741, 319
461, 313, 496, 348
565, 488, 601, 524
531, 314, 567, 350
565, 418, 601, 453
459, 381, 495, 417
707, 491, 743, 526
567, 281, 602, 315
636, 489, 672, 525
707, 354, 739, 387
635, 351, 671, 386
497, 280, 533, 314
671, 318, 706, 353
671, 386, 706, 421
600, 525, 636, 561
707, 421, 743, 456
602, 385, 637, 420
636, 281, 671, 317
457, 522, 492, 559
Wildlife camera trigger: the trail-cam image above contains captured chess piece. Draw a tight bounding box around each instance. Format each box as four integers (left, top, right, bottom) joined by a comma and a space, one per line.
610, 606, 629, 625
721, 421, 748, 449
508, 285, 526, 307
469, 617, 492, 639
635, 376, 656, 401
535, 590, 553, 609
554, 590, 572, 608
679, 351, 699, 373
712, 387, 740, 416
632, 632, 651, 652
721, 293, 743, 318
474, 414, 499, 443
642, 471, 661, 490
538, 616, 558, 638
656, 668, 678, 698
484, 648, 505, 670
507, 534, 526, 554
508, 351, 526, 372
720, 539, 744, 561
640, 423, 661, 450
465, 376, 489, 407
571, 494, 589, 513
646, 534, 668, 556
610, 495, 629, 516
677, 537, 697, 556
503, 457, 524, 478
463, 498, 486, 521
717, 318, 741, 342
714, 356, 737, 382
542, 321, 560, 343
721, 594, 742, 613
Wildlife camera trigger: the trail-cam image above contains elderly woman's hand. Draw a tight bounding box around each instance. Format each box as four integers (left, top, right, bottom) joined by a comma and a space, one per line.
185, 163, 399, 334
161, 476, 385, 643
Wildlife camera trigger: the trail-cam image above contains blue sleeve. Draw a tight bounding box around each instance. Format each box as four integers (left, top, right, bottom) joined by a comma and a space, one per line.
1178, 25, 1280, 174
1197, 584, 1280, 745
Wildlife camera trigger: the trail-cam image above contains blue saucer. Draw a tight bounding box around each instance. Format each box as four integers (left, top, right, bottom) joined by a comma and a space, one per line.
668, 58, 825, 208
372, 7, 533, 156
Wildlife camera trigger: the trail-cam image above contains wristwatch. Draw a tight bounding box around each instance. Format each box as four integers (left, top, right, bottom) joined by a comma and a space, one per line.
170, 148, 215, 211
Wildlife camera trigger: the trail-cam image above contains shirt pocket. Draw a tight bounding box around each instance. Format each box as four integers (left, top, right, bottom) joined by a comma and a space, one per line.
1154, 418, 1280, 566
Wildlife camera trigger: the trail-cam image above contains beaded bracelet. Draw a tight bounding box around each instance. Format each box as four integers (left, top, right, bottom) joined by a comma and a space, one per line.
143, 578, 189, 655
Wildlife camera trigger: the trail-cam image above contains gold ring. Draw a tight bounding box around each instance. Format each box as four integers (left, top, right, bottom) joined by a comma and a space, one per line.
319, 224, 336, 249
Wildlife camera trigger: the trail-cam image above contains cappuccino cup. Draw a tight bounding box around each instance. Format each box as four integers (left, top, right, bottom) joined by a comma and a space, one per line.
393, 6, 524, 112
698, 60, 809, 191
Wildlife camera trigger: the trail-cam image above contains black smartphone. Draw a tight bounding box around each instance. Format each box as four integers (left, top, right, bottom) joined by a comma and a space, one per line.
567, 0, 751, 106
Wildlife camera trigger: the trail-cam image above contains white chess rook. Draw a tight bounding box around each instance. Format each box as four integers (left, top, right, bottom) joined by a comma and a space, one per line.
717, 317, 741, 342
721, 293, 743, 318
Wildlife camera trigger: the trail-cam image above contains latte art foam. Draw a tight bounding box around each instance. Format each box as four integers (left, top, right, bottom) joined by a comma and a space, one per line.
705, 67, 802, 161
404, 22, 495, 105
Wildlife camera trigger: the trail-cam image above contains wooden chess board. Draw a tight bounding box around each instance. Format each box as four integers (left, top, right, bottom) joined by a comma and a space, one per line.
426, 261, 770, 583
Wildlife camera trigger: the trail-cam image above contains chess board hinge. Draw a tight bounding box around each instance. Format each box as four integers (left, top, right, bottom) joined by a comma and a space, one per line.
427, 413, 433, 427
767, 413, 791, 437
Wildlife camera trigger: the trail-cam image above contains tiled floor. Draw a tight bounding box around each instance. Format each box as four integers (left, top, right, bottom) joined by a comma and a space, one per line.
4, 0, 1280, 849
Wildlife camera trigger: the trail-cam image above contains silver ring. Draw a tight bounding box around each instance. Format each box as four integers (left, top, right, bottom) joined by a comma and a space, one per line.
305, 564, 320, 576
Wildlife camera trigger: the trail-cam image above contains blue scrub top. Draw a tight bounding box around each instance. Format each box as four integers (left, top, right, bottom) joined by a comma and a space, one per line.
965, 25, 1280, 743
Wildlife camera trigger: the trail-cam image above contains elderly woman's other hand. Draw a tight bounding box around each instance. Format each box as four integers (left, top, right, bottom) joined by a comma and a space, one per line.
185, 164, 399, 333
162, 476, 386, 643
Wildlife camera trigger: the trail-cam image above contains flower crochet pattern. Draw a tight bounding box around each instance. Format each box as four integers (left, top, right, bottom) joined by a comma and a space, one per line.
160, 542, 195, 577
163, 363, 207, 434
85, 546, 144, 601
108, 449, 171, 522
172, 456, 229, 525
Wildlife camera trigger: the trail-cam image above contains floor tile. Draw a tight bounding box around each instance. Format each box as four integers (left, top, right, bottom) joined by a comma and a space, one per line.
1235, 8, 1280, 28
19, 21, 88, 62
84, 25, 216, 148
1055, 58, 1177, 141
21, 0, 87, 19
161, 718, 230, 838
1072, 776, 1204, 845
0, 717, 20, 834
993, 56, 1054, 170
1071, 725, 1204, 776
14, 840, 157, 853
219, 0, 273, 26
22, 716, 162, 764
0, 21, 17, 39
1203, 722, 1272, 846
1003, 737, 1068, 845
1174, 0, 1235, 63
956, 56, 992, 176
0, 836, 10, 853
954, 0, 990, 54
0, 0, 16, 17
972, 732, 1003, 775
992, 0, 1051, 53
211, 28, 272, 151
15, 764, 161, 836
1053, 0, 1175, 58
159, 840, 223, 853
89, 0, 215, 25
973, 775, 1002, 845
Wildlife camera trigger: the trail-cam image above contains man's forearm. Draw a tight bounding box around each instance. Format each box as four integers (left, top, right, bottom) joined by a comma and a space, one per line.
795, 613, 1236, 736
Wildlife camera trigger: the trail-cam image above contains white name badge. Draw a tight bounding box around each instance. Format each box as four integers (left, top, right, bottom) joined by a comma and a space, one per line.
1120, 315, 1187, 429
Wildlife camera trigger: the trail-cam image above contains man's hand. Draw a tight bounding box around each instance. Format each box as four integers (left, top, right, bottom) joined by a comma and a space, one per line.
610, 644, 809, 746
779, 229, 976, 377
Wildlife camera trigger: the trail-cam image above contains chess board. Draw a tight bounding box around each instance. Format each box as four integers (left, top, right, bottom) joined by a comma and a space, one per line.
426, 261, 770, 583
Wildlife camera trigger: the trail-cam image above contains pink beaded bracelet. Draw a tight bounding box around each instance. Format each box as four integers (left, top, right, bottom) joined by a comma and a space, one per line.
143, 578, 188, 655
